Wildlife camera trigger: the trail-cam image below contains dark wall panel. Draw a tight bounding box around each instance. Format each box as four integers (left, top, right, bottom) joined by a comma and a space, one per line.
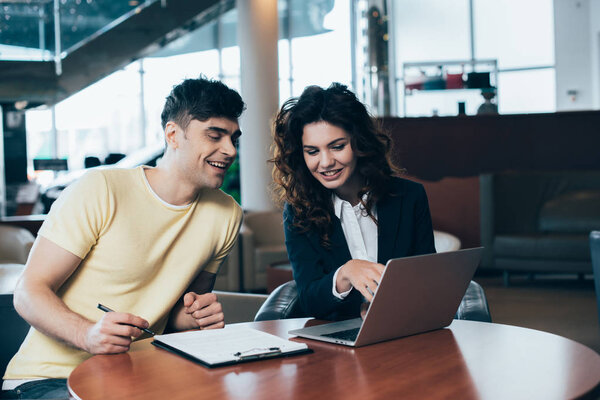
1, 105, 28, 184
382, 110, 600, 181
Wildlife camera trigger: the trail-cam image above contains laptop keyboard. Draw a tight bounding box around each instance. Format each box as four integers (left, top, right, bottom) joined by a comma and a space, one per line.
322, 327, 360, 342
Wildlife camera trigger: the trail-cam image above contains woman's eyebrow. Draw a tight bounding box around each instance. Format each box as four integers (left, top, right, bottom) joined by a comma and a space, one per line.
328, 138, 347, 146
303, 138, 347, 149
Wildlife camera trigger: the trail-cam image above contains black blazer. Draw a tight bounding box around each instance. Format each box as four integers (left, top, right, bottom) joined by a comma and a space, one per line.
283, 177, 436, 321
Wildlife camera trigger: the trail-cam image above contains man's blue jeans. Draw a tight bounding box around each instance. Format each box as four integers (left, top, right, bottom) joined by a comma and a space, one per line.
0, 379, 69, 399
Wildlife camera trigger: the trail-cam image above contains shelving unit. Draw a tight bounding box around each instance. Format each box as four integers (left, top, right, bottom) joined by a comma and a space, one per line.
401, 59, 498, 117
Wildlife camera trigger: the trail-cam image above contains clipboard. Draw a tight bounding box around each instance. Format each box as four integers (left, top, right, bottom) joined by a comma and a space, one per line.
152, 327, 312, 368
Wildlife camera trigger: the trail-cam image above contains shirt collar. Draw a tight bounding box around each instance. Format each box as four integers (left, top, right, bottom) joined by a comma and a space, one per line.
332, 192, 370, 219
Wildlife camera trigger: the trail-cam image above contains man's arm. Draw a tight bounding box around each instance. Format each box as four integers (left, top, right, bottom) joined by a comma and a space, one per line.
166, 270, 224, 332
13, 236, 150, 354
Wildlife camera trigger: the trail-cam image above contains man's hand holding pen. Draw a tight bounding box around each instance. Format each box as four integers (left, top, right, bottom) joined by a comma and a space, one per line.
85, 310, 150, 355
183, 292, 225, 330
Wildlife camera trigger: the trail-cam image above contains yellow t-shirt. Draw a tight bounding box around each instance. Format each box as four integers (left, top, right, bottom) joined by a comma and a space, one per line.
4, 166, 242, 379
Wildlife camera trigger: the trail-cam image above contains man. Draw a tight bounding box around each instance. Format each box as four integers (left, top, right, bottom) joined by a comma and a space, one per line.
1, 77, 245, 399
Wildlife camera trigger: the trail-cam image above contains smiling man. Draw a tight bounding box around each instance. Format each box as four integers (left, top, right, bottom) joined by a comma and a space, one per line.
1, 78, 245, 399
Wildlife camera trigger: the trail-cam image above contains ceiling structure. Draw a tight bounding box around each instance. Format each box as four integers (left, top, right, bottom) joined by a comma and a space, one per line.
0, 0, 335, 108
0, 0, 229, 107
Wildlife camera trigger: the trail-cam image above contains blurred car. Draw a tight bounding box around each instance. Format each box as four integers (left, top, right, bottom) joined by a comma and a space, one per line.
39, 142, 165, 213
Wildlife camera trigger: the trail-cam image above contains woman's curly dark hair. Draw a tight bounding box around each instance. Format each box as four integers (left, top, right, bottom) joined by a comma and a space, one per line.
270, 83, 403, 247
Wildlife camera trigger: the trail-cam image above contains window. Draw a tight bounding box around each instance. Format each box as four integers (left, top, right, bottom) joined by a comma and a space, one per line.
497, 69, 556, 114
392, 0, 556, 116
392, 0, 471, 65
285, 0, 352, 98
473, 0, 554, 69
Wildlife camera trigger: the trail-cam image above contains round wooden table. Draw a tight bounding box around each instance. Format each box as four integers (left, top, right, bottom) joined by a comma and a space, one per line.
68, 319, 600, 400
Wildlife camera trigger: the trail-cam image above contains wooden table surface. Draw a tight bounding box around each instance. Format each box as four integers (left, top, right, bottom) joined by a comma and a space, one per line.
68, 318, 600, 400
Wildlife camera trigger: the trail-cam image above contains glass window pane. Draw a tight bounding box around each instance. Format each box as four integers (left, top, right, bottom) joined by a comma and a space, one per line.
402, 87, 485, 117
222, 77, 241, 94
25, 108, 54, 183
278, 39, 291, 80
220, 7, 238, 48
497, 68, 556, 114
279, 79, 292, 106
290, 0, 352, 95
474, 0, 554, 69
221, 46, 240, 77
143, 50, 220, 143
392, 0, 471, 67
52, 61, 141, 170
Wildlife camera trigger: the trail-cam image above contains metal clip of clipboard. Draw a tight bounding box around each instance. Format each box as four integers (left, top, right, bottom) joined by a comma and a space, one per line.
233, 347, 282, 360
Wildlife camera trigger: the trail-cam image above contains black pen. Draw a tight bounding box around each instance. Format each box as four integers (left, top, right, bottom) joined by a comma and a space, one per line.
97, 303, 155, 336
233, 347, 281, 360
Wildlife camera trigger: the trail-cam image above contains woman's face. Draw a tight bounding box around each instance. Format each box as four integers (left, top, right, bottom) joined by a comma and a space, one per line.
301, 121, 360, 197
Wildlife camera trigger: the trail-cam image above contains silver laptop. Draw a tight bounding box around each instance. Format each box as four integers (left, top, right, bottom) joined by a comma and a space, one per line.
288, 247, 483, 347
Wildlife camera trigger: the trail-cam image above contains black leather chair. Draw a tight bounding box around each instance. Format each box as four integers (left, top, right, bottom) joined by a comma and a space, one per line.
0, 263, 30, 376
0, 293, 30, 375
591, 231, 600, 327
254, 280, 492, 323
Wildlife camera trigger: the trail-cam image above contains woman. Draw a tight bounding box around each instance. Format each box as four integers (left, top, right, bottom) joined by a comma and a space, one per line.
271, 83, 435, 321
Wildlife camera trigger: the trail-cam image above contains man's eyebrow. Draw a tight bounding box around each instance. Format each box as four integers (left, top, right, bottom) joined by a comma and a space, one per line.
206, 126, 230, 134
206, 127, 242, 138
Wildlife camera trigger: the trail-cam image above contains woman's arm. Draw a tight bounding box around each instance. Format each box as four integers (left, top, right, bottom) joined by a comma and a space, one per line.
283, 205, 352, 319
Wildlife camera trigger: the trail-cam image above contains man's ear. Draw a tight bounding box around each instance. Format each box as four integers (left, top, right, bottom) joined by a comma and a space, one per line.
165, 121, 179, 149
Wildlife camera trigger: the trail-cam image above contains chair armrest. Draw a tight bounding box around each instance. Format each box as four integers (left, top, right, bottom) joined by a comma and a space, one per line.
455, 280, 492, 322
239, 224, 255, 291
213, 290, 268, 324
479, 174, 495, 268
254, 281, 306, 321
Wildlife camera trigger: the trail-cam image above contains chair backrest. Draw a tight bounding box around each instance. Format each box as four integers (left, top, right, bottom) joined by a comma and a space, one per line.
254, 280, 492, 323
590, 231, 600, 327
0, 225, 35, 264
243, 211, 285, 247
433, 230, 461, 253
0, 294, 30, 376
0, 263, 30, 376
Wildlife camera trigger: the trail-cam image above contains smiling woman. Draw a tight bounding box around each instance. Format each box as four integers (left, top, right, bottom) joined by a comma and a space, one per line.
270, 83, 436, 321
301, 121, 358, 201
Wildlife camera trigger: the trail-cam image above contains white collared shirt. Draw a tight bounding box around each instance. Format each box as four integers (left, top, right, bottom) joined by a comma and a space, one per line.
331, 193, 378, 299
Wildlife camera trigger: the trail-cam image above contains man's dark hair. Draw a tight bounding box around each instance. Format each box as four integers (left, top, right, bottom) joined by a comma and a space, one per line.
160, 77, 246, 130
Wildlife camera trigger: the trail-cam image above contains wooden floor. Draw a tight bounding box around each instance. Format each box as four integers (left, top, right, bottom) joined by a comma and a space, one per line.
476, 274, 600, 354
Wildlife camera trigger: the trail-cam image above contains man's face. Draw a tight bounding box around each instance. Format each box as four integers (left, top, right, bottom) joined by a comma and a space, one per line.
171, 117, 241, 190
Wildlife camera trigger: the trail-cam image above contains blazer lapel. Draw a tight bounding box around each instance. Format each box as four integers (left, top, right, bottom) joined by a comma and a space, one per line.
304, 214, 352, 273
377, 190, 403, 264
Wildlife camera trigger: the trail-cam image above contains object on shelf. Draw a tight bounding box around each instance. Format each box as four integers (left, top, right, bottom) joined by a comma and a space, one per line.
445, 73, 464, 89
466, 72, 492, 89
423, 76, 446, 90
405, 73, 425, 90
402, 59, 498, 117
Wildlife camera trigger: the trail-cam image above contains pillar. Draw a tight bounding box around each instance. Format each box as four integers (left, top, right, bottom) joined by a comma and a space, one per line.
237, 0, 279, 211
